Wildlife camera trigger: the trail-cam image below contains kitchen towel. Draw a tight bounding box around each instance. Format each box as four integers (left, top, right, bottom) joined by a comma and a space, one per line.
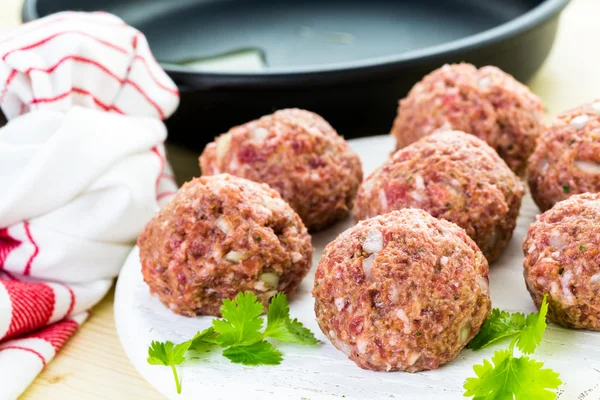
0, 11, 179, 398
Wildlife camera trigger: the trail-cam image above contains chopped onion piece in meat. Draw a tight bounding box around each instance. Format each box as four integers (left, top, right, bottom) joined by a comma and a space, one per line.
291, 251, 303, 263
570, 115, 589, 130
216, 133, 232, 160
410, 191, 423, 202
407, 352, 421, 366
362, 253, 375, 280
335, 297, 345, 311
262, 195, 284, 211
259, 272, 280, 289
379, 188, 388, 209
250, 127, 269, 142
363, 229, 383, 253
225, 251, 248, 263
478, 77, 491, 88
574, 160, 600, 174
561, 270, 575, 304
549, 232, 567, 250
356, 339, 368, 354
460, 322, 471, 344
395, 309, 412, 334
539, 158, 549, 174
478, 276, 489, 295
215, 215, 231, 234
414, 175, 425, 190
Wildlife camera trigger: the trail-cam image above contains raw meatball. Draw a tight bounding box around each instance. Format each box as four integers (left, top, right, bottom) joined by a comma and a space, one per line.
527, 101, 600, 211
200, 108, 363, 231
523, 193, 600, 330
391, 63, 544, 175
313, 209, 491, 372
138, 173, 313, 317
355, 130, 524, 263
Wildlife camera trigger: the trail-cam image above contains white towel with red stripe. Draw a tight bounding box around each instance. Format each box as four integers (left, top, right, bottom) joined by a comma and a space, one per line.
0, 12, 179, 399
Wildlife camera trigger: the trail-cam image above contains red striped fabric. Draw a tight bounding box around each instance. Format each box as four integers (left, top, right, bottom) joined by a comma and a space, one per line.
152, 146, 166, 192
1, 270, 19, 281
29, 87, 126, 115
124, 79, 166, 119
133, 55, 180, 96
22, 222, 38, 276
0, 228, 20, 269
0, 345, 46, 366
26, 55, 123, 82
27, 319, 79, 351
0, 15, 178, 122
0, 69, 16, 103
157, 191, 177, 201
1, 280, 55, 341
62, 284, 76, 318
22, 55, 177, 115
161, 173, 177, 184
2, 30, 129, 61
0, 11, 179, 397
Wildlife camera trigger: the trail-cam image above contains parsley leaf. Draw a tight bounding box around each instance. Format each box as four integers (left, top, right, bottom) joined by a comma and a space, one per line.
148, 291, 319, 393
467, 309, 526, 350
468, 295, 549, 353
222, 340, 283, 365
147, 340, 188, 367
213, 292, 265, 347
263, 292, 319, 345
465, 295, 560, 399
147, 340, 192, 394
516, 295, 549, 354
188, 327, 219, 352
464, 348, 561, 400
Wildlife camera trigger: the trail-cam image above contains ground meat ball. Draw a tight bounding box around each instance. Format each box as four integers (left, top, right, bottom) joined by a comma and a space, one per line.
523, 193, 600, 330
138, 174, 313, 317
355, 130, 524, 263
527, 101, 600, 211
391, 63, 544, 175
313, 209, 491, 372
199, 108, 363, 231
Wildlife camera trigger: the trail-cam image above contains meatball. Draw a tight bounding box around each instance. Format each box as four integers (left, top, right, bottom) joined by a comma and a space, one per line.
527, 101, 600, 211
138, 173, 313, 317
200, 108, 363, 231
355, 130, 524, 263
523, 193, 600, 330
391, 63, 544, 175
313, 209, 491, 372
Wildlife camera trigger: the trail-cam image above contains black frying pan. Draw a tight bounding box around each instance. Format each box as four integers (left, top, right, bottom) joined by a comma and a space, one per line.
23, 0, 570, 151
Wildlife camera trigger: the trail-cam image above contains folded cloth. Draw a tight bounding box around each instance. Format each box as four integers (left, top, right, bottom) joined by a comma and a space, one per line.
0, 12, 179, 399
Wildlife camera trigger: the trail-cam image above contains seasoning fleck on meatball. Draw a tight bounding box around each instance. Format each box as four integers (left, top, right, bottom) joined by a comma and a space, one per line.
527, 101, 600, 212
200, 109, 363, 231
313, 209, 491, 372
355, 130, 524, 263
138, 174, 313, 317
523, 193, 600, 330
391, 63, 544, 175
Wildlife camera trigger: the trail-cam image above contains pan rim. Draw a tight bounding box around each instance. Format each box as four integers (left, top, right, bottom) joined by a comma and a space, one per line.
21, 0, 570, 84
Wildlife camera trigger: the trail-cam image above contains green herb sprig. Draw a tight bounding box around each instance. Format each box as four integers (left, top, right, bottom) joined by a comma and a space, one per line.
464, 295, 562, 399
147, 292, 318, 394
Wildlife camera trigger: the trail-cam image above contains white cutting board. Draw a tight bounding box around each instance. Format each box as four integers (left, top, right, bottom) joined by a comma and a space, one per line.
115, 135, 600, 400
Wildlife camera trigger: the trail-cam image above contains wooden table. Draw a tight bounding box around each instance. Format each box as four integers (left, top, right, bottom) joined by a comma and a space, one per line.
2, 0, 599, 398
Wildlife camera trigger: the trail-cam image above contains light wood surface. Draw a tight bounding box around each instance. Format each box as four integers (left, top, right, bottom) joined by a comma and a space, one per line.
1, 0, 598, 398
